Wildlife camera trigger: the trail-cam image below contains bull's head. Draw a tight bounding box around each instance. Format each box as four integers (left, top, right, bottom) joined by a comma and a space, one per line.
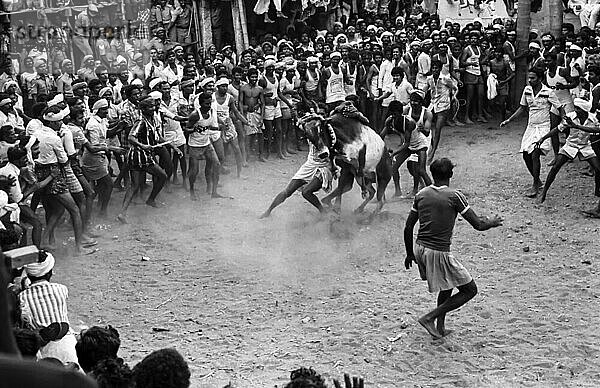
298, 113, 337, 159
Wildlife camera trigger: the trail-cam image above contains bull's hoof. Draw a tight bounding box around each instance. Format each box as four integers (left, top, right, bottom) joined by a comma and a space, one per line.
353, 206, 366, 214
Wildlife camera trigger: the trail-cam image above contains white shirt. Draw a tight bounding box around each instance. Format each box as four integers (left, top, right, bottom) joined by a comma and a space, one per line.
0, 162, 22, 202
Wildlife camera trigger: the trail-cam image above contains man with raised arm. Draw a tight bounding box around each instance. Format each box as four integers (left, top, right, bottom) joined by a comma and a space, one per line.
404, 158, 503, 339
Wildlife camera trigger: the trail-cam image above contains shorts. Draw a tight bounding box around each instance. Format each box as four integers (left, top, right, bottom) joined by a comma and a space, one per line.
188, 144, 218, 160
264, 103, 282, 121
414, 243, 473, 293
207, 129, 221, 143
245, 111, 263, 135
464, 73, 483, 85
559, 143, 597, 160
35, 163, 68, 195
63, 164, 83, 194
221, 118, 238, 143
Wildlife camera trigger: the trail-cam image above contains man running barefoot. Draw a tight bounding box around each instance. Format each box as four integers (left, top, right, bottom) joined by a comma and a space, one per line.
536, 98, 600, 217
259, 141, 334, 219
404, 158, 502, 339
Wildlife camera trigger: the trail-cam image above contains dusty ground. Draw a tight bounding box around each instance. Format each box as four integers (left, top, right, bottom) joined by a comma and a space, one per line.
52, 118, 600, 387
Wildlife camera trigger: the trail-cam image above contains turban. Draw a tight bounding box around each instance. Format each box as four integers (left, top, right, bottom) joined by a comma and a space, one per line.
83, 54, 94, 63
92, 98, 109, 113
330, 51, 342, 59
264, 59, 276, 68
422, 39, 433, 45
528, 41, 541, 50
133, 53, 143, 61
395, 16, 404, 24
149, 91, 162, 100
33, 58, 46, 69
380, 31, 394, 39
212, 59, 223, 65
410, 40, 421, 47
410, 90, 425, 101
334, 21, 343, 28
43, 107, 69, 121
115, 55, 127, 65
25, 252, 55, 277
47, 93, 64, 107
570, 44, 582, 51
473, 17, 483, 24
215, 77, 230, 86
0, 97, 11, 107
98, 87, 112, 98
139, 97, 156, 108
180, 78, 195, 88
72, 81, 87, 91
366, 25, 377, 32
131, 78, 143, 86
574, 98, 592, 112
1, 80, 18, 92
199, 77, 215, 88
61, 59, 72, 68
88, 3, 98, 13
149, 78, 163, 90
174, 45, 184, 52
307, 56, 319, 63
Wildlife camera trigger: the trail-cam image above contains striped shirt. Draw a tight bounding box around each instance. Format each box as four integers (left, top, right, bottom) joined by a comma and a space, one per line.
411, 185, 470, 252
19, 280, 70, 329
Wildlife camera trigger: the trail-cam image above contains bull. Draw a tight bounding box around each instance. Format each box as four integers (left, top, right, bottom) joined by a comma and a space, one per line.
299, 103, 392, 220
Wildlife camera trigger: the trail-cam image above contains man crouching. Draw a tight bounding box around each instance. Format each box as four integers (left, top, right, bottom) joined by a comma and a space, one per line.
404, 158, 503, 339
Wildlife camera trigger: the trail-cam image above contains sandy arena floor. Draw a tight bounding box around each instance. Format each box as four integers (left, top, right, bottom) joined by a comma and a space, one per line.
51, 119, 599, 387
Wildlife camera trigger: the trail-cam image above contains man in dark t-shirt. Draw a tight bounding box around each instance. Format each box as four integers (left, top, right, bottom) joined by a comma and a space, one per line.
404, 158, 503, 339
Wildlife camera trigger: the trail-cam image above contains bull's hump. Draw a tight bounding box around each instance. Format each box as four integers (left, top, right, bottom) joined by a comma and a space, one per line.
329, 115, 364, 143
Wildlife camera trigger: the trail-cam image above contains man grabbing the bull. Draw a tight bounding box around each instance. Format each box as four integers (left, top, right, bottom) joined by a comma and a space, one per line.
404, 158, 503, 339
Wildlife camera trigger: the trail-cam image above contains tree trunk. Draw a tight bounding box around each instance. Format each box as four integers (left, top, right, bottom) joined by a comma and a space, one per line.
513, 0, 531, 105
198, 0, 213, 52
548, 0, 563, 37
231, 0, 245, 56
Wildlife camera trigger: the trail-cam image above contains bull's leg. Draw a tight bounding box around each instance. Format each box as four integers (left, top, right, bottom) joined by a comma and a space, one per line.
354, 178, 376, 214
357, 145, 368, 198
323, 166, 353, 212
369, 151, 393, 222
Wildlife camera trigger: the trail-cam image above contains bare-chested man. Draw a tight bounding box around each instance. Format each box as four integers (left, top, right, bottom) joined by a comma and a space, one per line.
259, 60, 292, 159
239, 68, 266, 162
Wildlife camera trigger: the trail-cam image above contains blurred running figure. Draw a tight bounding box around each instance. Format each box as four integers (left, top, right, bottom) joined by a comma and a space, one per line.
404, 158, 503, 339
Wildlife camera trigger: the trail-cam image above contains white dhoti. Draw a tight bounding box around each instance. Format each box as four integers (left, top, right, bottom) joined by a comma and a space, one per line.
521, 122, 551, 154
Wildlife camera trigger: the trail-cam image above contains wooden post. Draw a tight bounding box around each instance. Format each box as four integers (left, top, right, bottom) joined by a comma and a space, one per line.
238, 0, 249, 49
231, 0, 244, 56
198, 0, 213, 50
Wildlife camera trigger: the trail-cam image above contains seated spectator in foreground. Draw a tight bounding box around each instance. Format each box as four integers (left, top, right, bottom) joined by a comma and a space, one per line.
132, 348, 190, 388
75, 325, 121, 373
18, 251, 79, 365
90, 358, 134, 388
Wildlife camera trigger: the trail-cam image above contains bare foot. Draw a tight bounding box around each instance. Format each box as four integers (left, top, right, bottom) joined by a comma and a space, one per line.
581, 208, 600, 218
116, 214, 127, 224
537, 192, 547, 204
277, 153, 286, 160
393, 190, 402, 198
418, 317, 442, 339
287, 148, 297, 154
524, 186, 538, 198
82, 238, 97, 247
190, 191, 199, 201
464, 118, 475, 125
146, 200, 161, 208
242, 162, 249, 167
259, 211, 270, 219
258, 156, 267, 162
211, 193, 227, 199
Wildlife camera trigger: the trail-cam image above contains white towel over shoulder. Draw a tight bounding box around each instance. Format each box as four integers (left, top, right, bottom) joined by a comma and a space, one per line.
487, 73, 498, 100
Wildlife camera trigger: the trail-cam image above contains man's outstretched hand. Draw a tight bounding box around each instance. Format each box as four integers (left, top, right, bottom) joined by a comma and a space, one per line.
333, 373, 364, 388
405, 254, 415, 270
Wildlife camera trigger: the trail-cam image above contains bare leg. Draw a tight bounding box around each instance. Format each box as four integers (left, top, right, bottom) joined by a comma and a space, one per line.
416, 149, 432, 186
464, 84, 475, 124
538, 154, 569, 203
392, 149, 411, 197
274, 117, 286, 159
260, 179, 305, 218
418, 280, 478, 339
436, 289, 452, 336
188, 157, 200, 200
117, 170, 143, 222
301, 176, 326, 212
263, 120, 274, 159
95, 175, 113, 218
55, 192, 86, 252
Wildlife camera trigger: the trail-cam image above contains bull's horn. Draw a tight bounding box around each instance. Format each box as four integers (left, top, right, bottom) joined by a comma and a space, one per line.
327, 124, 337, 146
